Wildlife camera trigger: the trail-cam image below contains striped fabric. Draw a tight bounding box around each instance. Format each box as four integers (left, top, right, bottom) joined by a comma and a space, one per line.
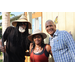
49, 30, 75, 62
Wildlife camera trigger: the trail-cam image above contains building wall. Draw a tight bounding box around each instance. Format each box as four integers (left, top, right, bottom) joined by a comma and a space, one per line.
42, 12, 75, 44
32, 12, 42, 19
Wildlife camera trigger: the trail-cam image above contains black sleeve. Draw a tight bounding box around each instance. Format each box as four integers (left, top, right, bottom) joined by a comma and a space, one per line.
26, 34, 31, 50
2, 26, 15, 42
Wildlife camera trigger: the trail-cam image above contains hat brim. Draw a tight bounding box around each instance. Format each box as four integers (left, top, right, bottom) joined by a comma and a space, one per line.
12, 19, 31, 29
28, 33, 47, 41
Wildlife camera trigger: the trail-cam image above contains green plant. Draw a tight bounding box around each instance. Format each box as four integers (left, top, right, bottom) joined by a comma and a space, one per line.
0, 59, 3, 62
0, 52, 2, 56
0, 12, 15, 20
0, 26, 2, 29
0, 16, 2, 54
0, 26, 2, 39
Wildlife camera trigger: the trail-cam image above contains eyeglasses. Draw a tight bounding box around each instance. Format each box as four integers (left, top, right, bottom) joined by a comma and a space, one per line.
18, 22, 28, 25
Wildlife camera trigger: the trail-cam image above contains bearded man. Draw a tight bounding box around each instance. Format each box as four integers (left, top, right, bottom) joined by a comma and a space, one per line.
0, 14, 31, 62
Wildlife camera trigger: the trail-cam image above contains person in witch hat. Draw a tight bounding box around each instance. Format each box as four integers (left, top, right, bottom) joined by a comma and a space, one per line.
0, 14, 31, 62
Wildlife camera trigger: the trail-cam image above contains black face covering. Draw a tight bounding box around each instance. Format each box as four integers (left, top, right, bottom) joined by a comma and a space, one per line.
13, 23, 29, 46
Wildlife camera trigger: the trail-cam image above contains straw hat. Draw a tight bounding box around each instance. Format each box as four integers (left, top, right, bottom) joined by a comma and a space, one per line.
12, 14, 31, 29
28, 29, 47, 41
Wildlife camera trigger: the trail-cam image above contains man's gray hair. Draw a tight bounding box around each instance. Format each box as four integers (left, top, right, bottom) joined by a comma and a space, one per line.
45, 20, 55, 25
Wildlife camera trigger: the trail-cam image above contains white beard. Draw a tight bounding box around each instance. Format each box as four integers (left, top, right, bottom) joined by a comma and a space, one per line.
19, 26, 25, 33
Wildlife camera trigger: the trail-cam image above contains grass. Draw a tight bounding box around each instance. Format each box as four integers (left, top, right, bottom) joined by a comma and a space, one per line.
0, 52, 3, 62
0, 52, 3, 56
0, 26, 2, 39
0, 26, 3, 62
0, 26, 2, 30
0, 59, 3, 62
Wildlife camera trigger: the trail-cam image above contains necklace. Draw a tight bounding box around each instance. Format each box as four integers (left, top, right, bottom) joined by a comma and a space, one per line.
36, 47, 40, 52
35, 47, 42, 53
34, 48, 41, 54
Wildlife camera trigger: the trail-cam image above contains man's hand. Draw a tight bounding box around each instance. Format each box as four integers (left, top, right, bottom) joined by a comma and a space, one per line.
0, 39, 6, 52
0, 46, 6, 52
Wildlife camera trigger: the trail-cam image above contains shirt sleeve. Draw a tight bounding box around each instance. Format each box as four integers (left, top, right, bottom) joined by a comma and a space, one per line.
2, 26, 14, 41
25, 34, 31, 50
64, 31, 75, 61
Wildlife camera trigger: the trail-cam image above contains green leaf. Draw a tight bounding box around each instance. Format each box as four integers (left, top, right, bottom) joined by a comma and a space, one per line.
0, 12, 15, 19
0, 26, 2, 30
0, 16, 2, 20
10, 14, 15, 17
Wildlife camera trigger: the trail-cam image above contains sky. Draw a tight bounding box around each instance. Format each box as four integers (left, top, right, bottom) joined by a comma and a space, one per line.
0, 12, 24, 23
11, 12, 24, 16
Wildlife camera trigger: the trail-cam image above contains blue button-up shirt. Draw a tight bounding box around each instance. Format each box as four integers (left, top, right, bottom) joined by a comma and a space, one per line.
49, 30, 75, 62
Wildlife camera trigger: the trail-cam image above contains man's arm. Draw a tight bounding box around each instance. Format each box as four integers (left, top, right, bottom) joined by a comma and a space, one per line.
2, 26, 14, 42
25, 34, 32, 56
0, 39, 6, 52
1, 26, 14, 52
64, 31, 75, 61
25, 42, 33, 56
26, 37, 31, 50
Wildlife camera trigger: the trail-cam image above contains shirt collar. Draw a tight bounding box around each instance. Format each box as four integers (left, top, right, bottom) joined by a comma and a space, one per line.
53, 29, 59, 36
50, 29, 59, 38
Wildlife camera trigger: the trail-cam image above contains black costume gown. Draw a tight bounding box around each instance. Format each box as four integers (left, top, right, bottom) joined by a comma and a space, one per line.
2, 26, 31, 62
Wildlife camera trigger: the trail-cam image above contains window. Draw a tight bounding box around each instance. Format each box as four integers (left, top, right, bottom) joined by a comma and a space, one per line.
32, 17, 41, 33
